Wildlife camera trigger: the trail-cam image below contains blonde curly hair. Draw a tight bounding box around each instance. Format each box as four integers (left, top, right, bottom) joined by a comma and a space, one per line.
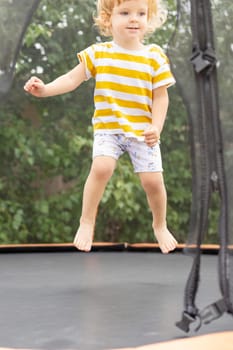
94, 0, 167, 37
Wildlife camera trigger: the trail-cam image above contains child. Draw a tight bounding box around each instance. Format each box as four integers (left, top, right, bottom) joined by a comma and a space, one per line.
24, 0, 178, 254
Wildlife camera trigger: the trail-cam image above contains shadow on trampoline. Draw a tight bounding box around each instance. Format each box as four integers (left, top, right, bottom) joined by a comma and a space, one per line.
0, 251, 232, 350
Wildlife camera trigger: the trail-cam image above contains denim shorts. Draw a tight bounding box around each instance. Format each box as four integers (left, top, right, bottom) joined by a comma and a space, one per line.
92, 133, 163, 173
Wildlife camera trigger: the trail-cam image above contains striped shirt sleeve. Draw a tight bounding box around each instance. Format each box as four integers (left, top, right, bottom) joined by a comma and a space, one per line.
77, 44, 97, 79
150, 45, 175, 89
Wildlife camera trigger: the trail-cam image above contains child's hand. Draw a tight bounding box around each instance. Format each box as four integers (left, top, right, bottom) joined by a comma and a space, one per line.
143, 126, 160, 147
24, 76, 46, 97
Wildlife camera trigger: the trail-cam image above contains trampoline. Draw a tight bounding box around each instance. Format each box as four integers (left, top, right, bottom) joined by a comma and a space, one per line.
0, 249, 232, 350
0, 0, 233, 349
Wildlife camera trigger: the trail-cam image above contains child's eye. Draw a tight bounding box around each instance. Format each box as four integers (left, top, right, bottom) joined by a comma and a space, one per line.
120, 11, 129, 15
139, 12, 146, 16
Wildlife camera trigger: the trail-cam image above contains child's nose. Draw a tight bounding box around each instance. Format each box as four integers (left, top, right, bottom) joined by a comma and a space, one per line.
129, 13, 138, 21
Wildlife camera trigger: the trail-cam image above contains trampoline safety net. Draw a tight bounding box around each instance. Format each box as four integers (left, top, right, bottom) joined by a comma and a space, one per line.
0, 0, 232, 333
168, 0, 233, 332
0, 0, 40, 96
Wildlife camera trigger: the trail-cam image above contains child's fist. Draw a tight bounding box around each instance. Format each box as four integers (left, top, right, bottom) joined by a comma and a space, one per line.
143, 126, 160, 147
24, 76, 45, 97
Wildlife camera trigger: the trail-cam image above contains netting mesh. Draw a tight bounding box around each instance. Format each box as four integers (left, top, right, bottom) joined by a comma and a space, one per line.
213, 0, 233, 310
0, 0, 40, 95
212, 1, 233, 247
168, 0, 206, 246
0, 0, 232, 314
168, 0, 233, 313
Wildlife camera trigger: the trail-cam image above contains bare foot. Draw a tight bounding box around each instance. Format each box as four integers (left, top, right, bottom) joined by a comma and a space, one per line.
73, 222, 94, 252
153, 226, 177, 254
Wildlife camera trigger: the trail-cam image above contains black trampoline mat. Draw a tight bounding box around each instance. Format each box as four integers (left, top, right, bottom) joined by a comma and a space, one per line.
0, 252, 232, 350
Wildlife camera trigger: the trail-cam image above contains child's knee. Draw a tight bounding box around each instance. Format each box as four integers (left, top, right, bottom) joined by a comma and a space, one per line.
140, 173, 164, 193
91, 157, 115, 180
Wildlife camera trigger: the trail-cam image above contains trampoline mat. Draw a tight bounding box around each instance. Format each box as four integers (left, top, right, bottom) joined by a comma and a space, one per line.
0, 252, 232, 350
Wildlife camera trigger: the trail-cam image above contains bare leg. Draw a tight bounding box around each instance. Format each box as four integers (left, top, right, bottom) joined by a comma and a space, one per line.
139, 172, 177, 254
73, 156, 116, 252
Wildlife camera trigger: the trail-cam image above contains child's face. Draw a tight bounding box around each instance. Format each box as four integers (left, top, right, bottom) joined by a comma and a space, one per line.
110, 0, 149, 47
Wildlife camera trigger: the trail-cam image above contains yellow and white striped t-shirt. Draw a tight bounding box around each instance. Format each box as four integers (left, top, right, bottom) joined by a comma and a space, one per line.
78, 41, 175, 140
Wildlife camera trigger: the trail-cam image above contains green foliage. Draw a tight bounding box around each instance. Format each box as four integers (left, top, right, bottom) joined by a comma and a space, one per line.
0, 0, 194, 245
0, 105, 93, 243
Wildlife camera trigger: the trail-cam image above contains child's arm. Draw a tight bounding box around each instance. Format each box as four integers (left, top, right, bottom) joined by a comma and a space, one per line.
143, 86, 169, 147
24, 61, 87, 98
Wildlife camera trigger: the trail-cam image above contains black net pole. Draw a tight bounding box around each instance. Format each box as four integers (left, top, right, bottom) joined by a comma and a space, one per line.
176, 0, 213, 332
176, 0, 233, 332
